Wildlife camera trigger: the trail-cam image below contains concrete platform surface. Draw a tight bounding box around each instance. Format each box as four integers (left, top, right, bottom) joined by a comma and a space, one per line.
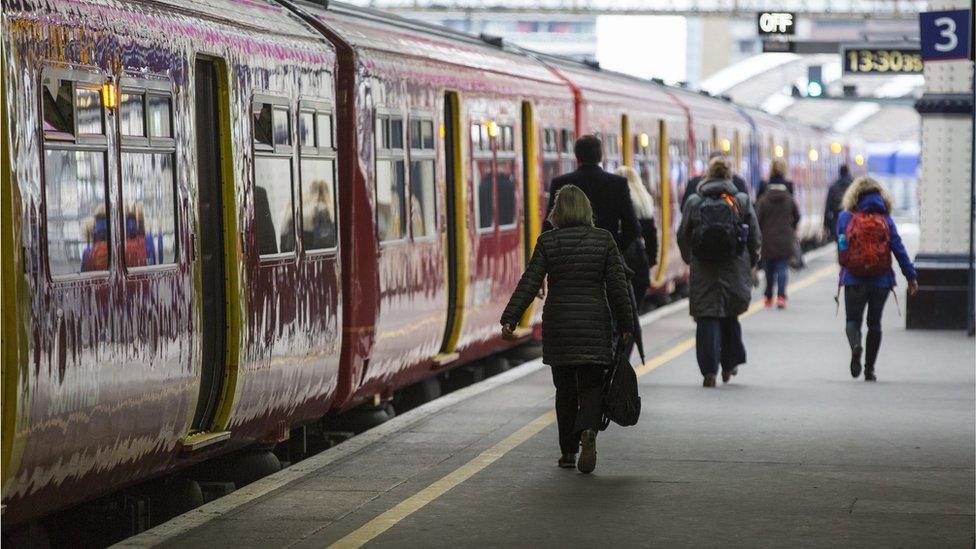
121, 252, 975, 549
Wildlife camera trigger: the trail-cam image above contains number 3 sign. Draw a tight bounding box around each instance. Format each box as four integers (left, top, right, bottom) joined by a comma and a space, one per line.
919, 9, 973, 61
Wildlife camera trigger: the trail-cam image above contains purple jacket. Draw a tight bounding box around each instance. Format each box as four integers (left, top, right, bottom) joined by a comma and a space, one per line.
836, 192, 916, 288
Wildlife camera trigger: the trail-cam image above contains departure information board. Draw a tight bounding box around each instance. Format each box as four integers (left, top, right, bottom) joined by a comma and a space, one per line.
842, 47, 923, 74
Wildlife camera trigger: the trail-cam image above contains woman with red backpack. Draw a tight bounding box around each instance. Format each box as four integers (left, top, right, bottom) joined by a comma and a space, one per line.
836, 176, 918, 382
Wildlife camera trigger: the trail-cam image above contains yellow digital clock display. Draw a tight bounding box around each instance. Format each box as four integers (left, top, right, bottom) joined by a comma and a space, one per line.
842, 47, 923, 74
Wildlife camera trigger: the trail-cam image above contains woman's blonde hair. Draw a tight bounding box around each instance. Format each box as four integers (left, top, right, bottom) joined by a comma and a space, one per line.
770, 159, 787, 178
616, 165, 655, 219
548, 184, 594, 228
842, 175, 892, 212
706, 156, 732, 180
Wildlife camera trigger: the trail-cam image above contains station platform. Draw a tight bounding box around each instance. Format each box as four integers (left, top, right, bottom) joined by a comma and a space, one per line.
119, 249, 975, 548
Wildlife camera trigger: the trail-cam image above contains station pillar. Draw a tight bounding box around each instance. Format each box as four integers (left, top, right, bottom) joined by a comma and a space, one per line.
906, 0, 975, 332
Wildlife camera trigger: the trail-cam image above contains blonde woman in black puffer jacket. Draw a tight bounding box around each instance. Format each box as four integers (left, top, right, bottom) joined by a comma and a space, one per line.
501, 185, 634, 474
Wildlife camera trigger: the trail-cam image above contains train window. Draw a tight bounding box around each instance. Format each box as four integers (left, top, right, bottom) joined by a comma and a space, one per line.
298, 102, 338, 252
377, 113, 406, 242
317, 113, 333, 149
376, 160, 406, 241
120, 153, 177, 266
300, 158, 337, 250
148, 94, 172, 138
42, 78, 74, 138
272, 107, 290, 146
254, 157, 296, 254
496, 159, 517, 227
409, 116, 436, 238
118, 82, 178, 268
475, 158, 494, 230
253, 98, 295, 256
500, 125, 513, 151
253, 104, 273, 150
120, 92, 145, 137
76, 87, 104, 136
44, 150, 110, 275
421, 120, 434, 149
299, 111, 315, 148
561, 129, 574, 154
470, 123, 481, 151
41, 70, 111, 277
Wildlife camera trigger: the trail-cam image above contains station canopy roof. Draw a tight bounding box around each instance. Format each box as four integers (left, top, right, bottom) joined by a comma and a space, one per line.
701, 52, 922, 143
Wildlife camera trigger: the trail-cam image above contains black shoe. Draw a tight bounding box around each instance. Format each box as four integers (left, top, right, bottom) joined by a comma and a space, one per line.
578, 430, 597, 474
850, 345, 862, 379
558, 453, 577, 468
703, 373, 717, 388
721, 367, 739, 384
864, 370, 876, 382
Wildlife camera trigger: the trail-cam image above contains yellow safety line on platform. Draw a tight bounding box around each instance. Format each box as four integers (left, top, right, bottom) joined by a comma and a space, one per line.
329, 262, 838, 549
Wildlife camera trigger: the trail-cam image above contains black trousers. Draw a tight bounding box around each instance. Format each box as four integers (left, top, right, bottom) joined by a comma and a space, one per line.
844, 285, 889, 370
695, 316, 746, 376
550, 365, 605, 454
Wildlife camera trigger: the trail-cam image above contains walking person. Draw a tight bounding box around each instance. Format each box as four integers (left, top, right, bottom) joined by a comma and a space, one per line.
545, 135, 640, 250
756, 177, 800, 308
837, 176, 918, 382
616, 166, 658, 309
502, 185, 633, 474
756, 159, 795, 201
678, 156, 761, 387
823, 165, 853, 241
680, 150, 749, 211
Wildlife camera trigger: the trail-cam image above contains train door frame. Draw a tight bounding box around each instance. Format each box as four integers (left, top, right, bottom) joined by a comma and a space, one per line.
518, 101, 539, 330
437, 91, 465, 357
651, 119, 671, 287
186, 55, 237, 447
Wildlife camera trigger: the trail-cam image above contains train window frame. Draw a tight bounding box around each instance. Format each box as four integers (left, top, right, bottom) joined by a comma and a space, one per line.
252, 94, 297, 261
375, 110, 408, 245
407, 112, 437, 242
297, 99, 339, 256
118, 76, 180, 274
494, 123, 519, 231
39, 66, 113, 281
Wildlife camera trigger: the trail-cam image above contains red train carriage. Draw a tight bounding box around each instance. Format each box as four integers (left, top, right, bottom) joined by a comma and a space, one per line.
1, 0, 342, 525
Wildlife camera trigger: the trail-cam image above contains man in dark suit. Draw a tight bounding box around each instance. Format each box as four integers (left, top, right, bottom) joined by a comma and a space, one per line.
680, 150, 749, 211
544, 134, 643, 359
544, 135, 640, 252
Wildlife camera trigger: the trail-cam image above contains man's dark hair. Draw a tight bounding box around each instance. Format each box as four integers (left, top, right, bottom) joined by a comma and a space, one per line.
574, 135, 603, 164
839, 165, 850, 178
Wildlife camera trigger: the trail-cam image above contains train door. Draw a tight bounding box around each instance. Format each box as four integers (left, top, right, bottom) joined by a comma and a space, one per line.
190, 57, 231, 438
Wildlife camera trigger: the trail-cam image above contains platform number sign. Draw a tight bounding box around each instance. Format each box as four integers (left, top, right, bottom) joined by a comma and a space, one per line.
757, 12, 796, 36
919, 9, 973, 61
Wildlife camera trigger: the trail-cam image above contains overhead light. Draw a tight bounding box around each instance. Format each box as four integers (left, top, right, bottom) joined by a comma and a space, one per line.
808, 149, 819, 162
830, 142, 842, 154
720, 138, 731, 153
774, 145, 784, 158
855, 154, 865, 166
639, 132, 650, 148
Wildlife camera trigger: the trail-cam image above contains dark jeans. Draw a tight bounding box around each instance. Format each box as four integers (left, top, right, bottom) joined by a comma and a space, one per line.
551, 365, 605, 454
844, 285, 889, 370
764, 258, 789, 299
695, 316, 746, 376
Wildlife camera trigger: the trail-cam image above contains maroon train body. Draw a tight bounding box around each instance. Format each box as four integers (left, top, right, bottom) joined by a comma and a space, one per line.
0, 0, 863, 526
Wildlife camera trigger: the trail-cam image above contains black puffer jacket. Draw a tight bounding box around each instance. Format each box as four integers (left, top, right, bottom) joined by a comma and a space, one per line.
501, 226, 634, 367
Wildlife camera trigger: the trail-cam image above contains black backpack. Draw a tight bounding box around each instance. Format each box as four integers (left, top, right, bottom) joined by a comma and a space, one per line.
692, 190, 743, 262
600, 336, 643, 430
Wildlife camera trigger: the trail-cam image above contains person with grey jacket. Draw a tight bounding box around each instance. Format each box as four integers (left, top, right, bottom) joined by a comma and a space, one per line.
678, 156, 761, 387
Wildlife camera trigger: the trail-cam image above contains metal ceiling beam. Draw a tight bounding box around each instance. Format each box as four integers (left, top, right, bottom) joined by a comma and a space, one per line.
355, 0, 925, 19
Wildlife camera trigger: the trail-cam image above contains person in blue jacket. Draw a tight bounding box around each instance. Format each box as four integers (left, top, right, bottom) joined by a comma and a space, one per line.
836, 176, 918, 381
